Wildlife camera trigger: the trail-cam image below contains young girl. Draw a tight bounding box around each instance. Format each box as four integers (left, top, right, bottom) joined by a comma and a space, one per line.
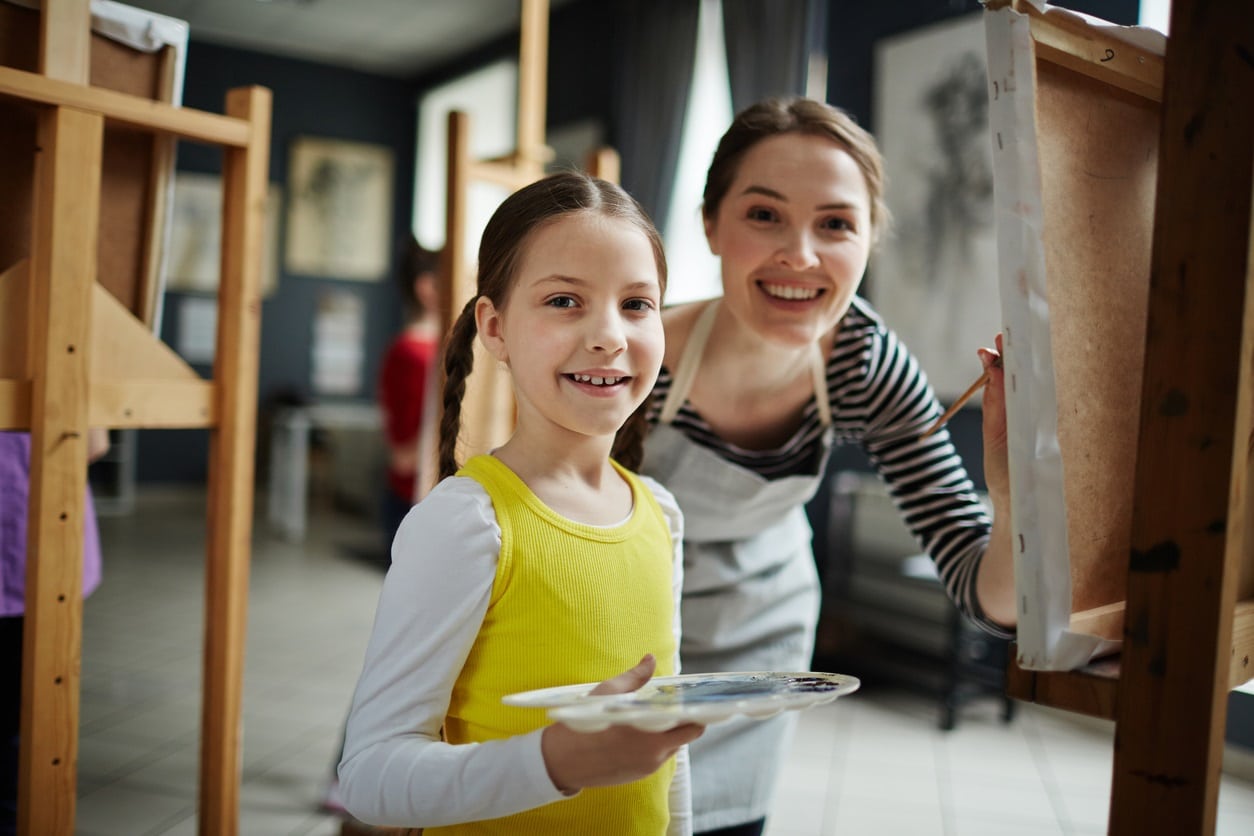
338, 172, 702, 835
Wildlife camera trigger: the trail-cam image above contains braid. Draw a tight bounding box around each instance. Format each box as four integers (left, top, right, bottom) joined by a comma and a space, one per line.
438, 298, 480, 480
610, 400, 651, 472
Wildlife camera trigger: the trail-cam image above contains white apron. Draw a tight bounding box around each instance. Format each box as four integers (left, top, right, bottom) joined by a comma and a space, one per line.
642, 300, 833, 831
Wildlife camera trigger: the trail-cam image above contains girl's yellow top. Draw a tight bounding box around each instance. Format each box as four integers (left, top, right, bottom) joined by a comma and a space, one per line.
428, 454, 678, 836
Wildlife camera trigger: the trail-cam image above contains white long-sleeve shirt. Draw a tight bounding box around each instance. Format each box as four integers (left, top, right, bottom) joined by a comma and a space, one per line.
338, 472, 692, 834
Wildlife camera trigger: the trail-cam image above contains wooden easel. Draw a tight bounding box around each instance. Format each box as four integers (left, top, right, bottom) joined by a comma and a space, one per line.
418, 0, 621, 494
991, 1, 1254, 833
0, 1, 271, 833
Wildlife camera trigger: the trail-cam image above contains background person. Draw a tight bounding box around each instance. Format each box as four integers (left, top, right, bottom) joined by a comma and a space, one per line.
1, 428, 109, 836
377, 235, 442, 554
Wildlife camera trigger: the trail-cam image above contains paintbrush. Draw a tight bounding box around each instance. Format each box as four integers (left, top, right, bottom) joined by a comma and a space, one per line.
920, 355, 1003, 440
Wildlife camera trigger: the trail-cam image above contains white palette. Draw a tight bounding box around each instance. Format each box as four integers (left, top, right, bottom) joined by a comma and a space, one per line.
503, 671, 860, 732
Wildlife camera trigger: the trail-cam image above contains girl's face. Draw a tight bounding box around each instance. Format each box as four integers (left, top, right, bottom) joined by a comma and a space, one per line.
477, 212, 664, 449
705, 132, 874, 348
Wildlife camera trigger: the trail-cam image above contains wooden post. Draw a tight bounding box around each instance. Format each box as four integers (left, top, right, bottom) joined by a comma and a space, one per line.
199, 85, 271, 836
585, 147, 621, 184
1110, 0, 1254, 832
20, 104, 102, 836
37, 0, 88, 84
516, 0, 549, 174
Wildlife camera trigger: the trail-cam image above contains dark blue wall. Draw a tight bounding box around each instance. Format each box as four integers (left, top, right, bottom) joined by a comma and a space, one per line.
137, 42, 419, 483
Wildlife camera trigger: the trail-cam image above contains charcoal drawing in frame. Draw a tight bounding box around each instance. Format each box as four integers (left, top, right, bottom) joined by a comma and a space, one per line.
870, 13, 1000, 401
285, 136, 394, 281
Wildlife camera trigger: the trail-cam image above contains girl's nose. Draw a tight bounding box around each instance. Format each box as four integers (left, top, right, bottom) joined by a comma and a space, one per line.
587, 308, 627, 354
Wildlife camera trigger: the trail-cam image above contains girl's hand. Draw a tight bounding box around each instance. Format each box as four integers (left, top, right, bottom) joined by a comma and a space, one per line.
540, 655, 704, 793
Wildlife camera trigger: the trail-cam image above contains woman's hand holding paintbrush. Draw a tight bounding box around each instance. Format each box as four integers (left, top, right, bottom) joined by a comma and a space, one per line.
918, 336, 1016, 626
920, 342, 1004, 440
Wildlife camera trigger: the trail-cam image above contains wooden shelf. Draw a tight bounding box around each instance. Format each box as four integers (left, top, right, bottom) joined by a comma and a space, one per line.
1006, 646, 1120, 721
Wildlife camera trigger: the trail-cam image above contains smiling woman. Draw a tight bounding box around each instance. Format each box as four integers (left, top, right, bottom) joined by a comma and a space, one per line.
639, 96, 1017, 836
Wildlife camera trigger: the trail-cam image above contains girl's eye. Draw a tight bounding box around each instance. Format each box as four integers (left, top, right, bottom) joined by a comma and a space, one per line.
546, 295, 578, 309
623, 298, 656, 312
822, 216, 854, 233
746, 206, 777, 223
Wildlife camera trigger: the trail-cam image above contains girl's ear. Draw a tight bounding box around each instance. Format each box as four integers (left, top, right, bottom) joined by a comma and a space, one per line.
475, 296, 508, 363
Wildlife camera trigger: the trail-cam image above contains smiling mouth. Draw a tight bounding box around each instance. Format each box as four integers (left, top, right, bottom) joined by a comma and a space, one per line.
760, 282, 824, 301
567, 374, 629, 386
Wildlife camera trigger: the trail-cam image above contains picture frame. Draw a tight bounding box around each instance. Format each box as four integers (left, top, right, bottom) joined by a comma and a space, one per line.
285, 136, 394, 281
870, 13, 1001, 401
166, 171, 281, 297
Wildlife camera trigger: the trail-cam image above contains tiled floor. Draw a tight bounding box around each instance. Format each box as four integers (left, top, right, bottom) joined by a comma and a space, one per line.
67, 487, 1254, 835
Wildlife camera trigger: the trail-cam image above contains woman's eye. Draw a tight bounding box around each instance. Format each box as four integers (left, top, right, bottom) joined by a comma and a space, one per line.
546, 295, 577, 309
822, 216, 854, 233
746, 206, 777, 223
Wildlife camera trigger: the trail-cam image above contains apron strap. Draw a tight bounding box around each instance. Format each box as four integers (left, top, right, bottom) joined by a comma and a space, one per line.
659, 299, 720, 424
811, 343, 832, 428
660, 298, 834, 429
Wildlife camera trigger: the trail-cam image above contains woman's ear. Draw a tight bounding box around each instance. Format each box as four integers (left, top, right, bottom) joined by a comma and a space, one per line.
703, 213, 720, 257
475, 296, 508, 364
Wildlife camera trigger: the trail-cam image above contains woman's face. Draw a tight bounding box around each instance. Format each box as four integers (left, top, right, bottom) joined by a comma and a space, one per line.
705, 132, 874, 348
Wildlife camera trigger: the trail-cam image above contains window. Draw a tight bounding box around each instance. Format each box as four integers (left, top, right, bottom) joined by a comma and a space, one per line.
1138, 0, 1170, 34
661, 0, 733, 306
413, 60, 517, 256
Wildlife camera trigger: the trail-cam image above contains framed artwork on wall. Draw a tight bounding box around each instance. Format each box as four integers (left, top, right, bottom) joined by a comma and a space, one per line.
166, 171, 281, 297
285, 136, 394, 281
870, 13, 1000, 401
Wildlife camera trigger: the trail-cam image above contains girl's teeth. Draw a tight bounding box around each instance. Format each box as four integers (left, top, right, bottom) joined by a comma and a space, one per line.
572, 374, 622, 385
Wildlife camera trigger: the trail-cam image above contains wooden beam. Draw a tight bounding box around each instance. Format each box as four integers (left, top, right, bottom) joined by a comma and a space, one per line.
1006, 649, 1120, 720
3, 277, 212, 430
1110, 0, 1254, 832
88, 381, 213, 428
1232, 601, 1254, 691
1230, 185, 1254, 607
89, 283, 201, 383
20, 104, 102, 836
1009, 0, 1164, 103
585, 147, 621, 184
0, 381, 30, 429
516, 0, 549, 168
0, 259, 29, 380
0, 65, 251, 147
199, 85, 271, 836
38, 0, 89, 84
1069, 601, 1126, 643
468, 158, 544, 191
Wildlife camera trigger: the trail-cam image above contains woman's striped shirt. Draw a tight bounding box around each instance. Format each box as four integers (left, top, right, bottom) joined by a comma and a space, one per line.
646, 296, 1010, 638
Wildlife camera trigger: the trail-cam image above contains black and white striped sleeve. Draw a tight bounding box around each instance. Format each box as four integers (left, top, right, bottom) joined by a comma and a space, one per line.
841, 312, 1012, 639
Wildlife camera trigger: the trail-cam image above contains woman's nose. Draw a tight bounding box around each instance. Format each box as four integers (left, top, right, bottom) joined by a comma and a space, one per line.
775, 229, 820, 270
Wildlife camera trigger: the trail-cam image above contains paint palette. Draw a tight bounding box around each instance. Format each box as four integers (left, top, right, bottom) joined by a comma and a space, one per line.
503, 671, 860, 732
